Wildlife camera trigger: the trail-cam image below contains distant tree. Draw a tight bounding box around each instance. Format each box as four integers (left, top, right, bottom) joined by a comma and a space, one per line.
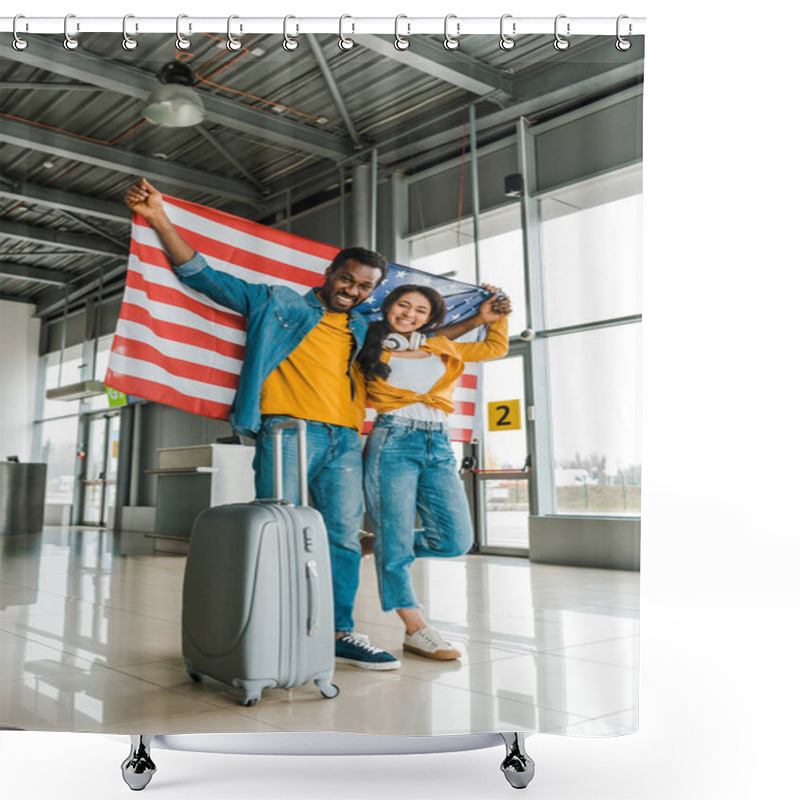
620, 463, 642, 485
560, 452, 608, 482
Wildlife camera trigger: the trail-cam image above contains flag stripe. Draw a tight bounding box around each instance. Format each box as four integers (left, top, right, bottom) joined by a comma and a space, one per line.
154, 203, 334, 274
132, 223, 322, 294
175, 225, 324, 288
453, 401, 475, 416
105, 369, 232, 421
113, 318, 243, 376
107, 351, 236, 405
111, 336, 240, 389
118, 302, 246, 359
125, 258, 247, 332
458, 372, 479, 390
159, 198, 341, 262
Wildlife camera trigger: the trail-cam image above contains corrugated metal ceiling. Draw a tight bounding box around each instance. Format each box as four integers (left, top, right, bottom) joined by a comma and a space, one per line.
0, 32, 642, 312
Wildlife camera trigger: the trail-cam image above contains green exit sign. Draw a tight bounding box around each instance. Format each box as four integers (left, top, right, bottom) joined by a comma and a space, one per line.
106, 387, 127, 407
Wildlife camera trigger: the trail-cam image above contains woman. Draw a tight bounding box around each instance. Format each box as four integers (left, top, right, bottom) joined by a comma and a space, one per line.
358, 283, 510, 661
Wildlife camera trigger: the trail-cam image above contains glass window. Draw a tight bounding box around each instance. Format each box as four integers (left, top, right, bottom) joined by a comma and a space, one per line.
41, 346, 83, 419
39, 416, 79, 504
477, 205, 527, 338
480, 356, 527, 470
480, 355, 530, 549
85, 336, 114, 412
547, 324, 642, 516
540, 170, 643, 330
409, 220, 476, 285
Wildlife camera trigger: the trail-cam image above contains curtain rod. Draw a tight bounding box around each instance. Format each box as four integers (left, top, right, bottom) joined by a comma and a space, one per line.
1, 16, 646, 37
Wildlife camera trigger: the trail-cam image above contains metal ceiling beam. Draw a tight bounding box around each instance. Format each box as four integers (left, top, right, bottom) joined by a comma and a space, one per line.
0, 182, 129, 223
0, 292, 38, 304
255, 161, 352, 223
0, 38, 352, 162
0, 261, 68, 286
0, 116, 263, 204
356, 34, 513, 99
34, 261, 129, 318
0, 250, 98, 257
0, 219, 127, 257
195, 126, 267, 194
378, 59, 644, 166
0, 81, 101, 92
54, 209, 128, 250
307, 34, 363, 148
253, 58, 642, 219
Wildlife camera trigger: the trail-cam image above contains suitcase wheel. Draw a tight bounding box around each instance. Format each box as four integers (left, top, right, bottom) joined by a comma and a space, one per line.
317, 681, 340, 699
187, 670, 205, 683
242, 693, 261, 707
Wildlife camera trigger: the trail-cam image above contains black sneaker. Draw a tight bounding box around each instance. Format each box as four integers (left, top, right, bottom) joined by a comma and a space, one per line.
335, 633, 400, 670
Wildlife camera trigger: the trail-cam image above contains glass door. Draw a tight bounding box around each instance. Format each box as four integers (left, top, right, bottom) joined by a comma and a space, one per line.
79, 412, 120, 526
472, 342, 535, 554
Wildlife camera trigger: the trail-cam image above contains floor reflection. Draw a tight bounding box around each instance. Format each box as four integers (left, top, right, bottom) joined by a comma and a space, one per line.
1, 526, 639, 736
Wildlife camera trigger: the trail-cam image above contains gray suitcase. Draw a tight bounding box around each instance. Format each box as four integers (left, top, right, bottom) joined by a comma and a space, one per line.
181, 419, 339, 706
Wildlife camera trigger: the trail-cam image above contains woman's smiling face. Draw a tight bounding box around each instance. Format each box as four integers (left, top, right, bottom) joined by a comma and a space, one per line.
385, 291, 433, 335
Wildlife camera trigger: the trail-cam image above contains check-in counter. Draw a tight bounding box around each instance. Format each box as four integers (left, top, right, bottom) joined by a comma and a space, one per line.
147, 445, 255, 539
0, 462, 47, 534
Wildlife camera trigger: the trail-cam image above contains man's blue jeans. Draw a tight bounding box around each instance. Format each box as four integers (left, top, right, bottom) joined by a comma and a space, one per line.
363, 415, 473, 612
255, 414, 363, 633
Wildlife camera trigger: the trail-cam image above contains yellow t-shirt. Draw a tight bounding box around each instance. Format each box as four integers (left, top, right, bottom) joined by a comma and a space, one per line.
260, 308, 366, 430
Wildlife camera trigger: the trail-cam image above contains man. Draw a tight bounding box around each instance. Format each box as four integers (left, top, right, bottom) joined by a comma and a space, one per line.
124, 178, 504, 670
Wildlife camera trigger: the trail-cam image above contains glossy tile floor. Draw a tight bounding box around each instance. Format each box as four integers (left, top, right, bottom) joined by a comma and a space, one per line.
0, 527, 638, 737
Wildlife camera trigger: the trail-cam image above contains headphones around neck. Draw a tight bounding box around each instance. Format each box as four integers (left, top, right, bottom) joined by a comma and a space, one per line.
382, 331, 424, 352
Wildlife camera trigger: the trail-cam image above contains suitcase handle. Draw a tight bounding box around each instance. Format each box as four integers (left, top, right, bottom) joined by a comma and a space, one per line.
306, 560, 319, 636
272, 419, 309, 506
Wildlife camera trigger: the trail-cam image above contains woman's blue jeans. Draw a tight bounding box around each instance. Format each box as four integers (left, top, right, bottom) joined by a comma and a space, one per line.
255, 414, 363, 633
363, 415, 474, 612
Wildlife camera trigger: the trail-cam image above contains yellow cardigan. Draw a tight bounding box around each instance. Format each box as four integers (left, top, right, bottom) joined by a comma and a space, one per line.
365, 317, 509, 415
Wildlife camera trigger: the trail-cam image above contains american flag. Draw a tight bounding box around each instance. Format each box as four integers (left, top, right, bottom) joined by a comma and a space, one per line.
105, 195, 486, 443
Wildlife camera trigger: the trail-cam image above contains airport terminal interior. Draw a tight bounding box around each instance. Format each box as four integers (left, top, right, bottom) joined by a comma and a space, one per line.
1, 30, 642, 736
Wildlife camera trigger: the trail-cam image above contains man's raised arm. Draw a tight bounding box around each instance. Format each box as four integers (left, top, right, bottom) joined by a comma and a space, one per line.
124, 178, 195, 267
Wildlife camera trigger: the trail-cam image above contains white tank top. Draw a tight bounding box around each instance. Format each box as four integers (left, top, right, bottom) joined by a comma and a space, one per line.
385, 354, 448, 422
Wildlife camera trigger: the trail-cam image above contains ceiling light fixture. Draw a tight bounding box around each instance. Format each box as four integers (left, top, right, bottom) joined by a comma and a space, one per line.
143, 62, 205, 128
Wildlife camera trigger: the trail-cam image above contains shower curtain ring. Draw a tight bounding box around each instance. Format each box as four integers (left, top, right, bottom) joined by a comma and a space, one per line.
227, 15, 242, 51
12, 15, 28, 51
63, 14, 79, 50
394, 15, 410, 50
500, 14, 516, 50
339, 15, 355, 50
443, 14, 460, 50
616, 15, 632, 51
176, 14, 191, 50
122, 15, 138, 50
553, 14, 570, 51
283, 15, 299, 51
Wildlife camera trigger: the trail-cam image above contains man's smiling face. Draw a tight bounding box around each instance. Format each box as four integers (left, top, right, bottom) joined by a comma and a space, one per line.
320, 259, 383, 312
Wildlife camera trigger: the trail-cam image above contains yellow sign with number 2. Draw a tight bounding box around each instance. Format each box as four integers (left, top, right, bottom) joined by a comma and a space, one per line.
487, 399, 521, 432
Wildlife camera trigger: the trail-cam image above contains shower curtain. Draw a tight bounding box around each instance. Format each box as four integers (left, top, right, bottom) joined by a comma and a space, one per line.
0, 18, 644, 749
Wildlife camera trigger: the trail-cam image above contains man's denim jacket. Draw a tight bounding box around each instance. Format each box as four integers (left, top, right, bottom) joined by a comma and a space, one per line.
175, 253, 370, 438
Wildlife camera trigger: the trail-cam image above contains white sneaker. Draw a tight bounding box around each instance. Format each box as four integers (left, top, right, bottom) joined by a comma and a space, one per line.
403, 627, 461, 661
